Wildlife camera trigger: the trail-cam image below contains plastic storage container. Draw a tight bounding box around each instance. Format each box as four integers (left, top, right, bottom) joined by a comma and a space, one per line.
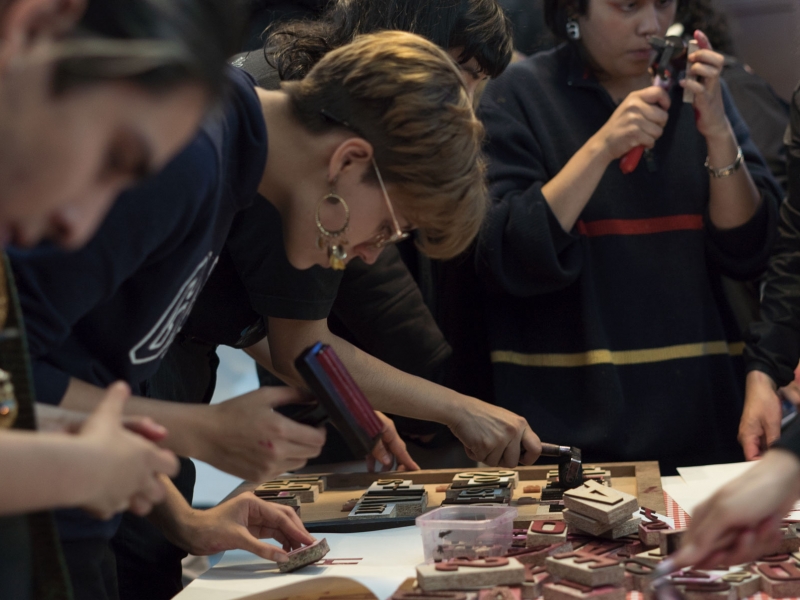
415, 505, 518, 563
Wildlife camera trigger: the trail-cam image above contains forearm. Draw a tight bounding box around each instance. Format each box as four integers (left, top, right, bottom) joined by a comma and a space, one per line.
0, 431, 103, 515
146, 474, 196, 553
265, 319, 463, 426
244, 340, 288, 384
706, 122, 761, 230
541, 135, 612, 231
60, 378, 207, 458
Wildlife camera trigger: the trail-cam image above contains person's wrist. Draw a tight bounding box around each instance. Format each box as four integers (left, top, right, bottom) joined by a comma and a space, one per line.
587, 133, 614, 167
702, 119, 735, 148
164, 403, 212, 461
765, 449, 800, 492
747, 369, 779, 393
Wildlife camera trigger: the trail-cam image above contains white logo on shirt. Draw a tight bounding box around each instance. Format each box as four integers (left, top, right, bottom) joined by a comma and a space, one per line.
128, 252, 217, 365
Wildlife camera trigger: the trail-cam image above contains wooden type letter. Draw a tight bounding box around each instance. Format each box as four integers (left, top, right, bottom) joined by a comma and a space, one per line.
624, 558, 655, 592
368, 479, 425, 496
720, 571, 761, 599
278, 538, 330, 573
443, 488, 509, 505
522, 565, 551, 599
478, 587, 522, 600
631, 548, 666, 567
563, 482, 638, 525
517, 497, 538, 506
527, 519, 568, 547
256, 482, 318, 503
545, 552, 625, 587
659, 530, 686, 555
453, 471, 520, 488
523, 485, 542, 494
507, 542, 572, 567
571, 539, 626, 557
357, 492, 427, 517
639, 519, 670, 547
756, 561, 800, 598
542, 581, 625, 600
563, 509, 640, 539
416, 557, 525, 592
776, 522, 800, 553
348, 502, 397, 519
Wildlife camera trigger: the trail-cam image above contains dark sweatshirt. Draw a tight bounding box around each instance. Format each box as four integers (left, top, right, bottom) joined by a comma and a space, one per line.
477, 44, 781, 474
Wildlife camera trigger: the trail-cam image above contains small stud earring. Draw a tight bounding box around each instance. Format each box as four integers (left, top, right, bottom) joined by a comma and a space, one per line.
566, 19, 581, 41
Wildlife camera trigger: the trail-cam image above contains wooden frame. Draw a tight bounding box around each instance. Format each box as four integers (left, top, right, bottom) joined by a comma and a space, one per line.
227, 461, 664, 530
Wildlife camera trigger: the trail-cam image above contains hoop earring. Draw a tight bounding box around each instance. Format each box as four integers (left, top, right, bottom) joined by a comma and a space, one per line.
566, 19, 581, 41
315, 191, 350, 270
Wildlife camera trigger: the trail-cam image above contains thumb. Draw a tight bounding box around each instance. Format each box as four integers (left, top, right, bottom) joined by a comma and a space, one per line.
237, 529, 290, 564
741, 435, 762, 461
694, 29, 712, 51
84, 382, 130, 431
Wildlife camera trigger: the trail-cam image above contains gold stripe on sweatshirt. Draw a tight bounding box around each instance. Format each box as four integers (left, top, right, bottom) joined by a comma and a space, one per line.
491, 341, 745, 368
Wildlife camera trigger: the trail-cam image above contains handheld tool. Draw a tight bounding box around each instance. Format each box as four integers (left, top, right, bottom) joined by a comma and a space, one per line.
620, 35, 688, 174
540, 443, 583, 488
293, 342, 383, 457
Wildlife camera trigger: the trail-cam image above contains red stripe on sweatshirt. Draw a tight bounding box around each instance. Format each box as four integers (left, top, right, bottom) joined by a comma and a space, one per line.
576, 215, 704, 237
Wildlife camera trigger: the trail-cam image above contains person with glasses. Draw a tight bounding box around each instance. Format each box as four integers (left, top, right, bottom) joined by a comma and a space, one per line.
11, 31, 492, 600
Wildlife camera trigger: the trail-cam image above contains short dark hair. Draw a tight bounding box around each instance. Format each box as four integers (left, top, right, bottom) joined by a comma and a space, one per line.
52, 0, 247, 99
267, 0, 514, 82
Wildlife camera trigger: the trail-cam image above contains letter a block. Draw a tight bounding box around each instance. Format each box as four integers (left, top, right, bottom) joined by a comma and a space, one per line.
563, 481, 638, 525
278, 538, 330, 573
545, 552, 625, 587
416, 557, 526, 592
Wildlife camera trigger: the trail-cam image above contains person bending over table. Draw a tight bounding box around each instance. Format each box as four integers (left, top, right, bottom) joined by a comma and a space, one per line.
11, 32, 491, 600
0, 0, 252, 596
476, 0, 782, 474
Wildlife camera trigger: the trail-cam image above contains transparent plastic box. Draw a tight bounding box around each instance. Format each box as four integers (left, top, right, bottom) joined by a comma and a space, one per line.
415, 505, 518, 563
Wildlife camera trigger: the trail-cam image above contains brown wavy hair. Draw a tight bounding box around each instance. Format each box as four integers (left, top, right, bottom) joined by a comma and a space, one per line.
284, 31, 488, 260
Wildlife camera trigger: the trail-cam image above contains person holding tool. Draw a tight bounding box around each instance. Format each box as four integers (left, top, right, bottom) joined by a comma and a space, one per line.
671, 82, 800, 568
477, 0, 782, 474
12, 31, 491, 599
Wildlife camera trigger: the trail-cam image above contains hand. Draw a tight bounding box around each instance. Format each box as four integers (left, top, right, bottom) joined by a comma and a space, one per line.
195, 386, 326, 482
169, 492, 315, 563
739, 370, 782, 460
672, 449, 800, 569
779, 380, 800, 406
366, 412, 421, 473
37, 403, 169, 442
78, 382, 179, 519
594, 86, 671, 161
680, 30, 730, 140
449, 397, 541, 467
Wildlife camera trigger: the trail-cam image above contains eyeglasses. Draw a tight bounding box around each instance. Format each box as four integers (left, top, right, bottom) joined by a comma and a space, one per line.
320, 110, 411, 249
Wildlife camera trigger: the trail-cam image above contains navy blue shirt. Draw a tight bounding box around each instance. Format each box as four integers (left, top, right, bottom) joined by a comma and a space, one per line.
9, 66, 267, 539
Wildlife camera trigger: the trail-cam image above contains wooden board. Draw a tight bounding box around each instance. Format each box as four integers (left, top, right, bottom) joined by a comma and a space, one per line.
225, 462, 664, 530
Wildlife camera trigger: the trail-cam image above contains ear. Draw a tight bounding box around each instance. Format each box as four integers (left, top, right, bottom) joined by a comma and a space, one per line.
0, 0, 85, 72
327, 137, 374, 184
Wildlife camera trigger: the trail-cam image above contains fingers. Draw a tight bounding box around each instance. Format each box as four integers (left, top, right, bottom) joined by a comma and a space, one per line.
370, 439, 393, 469
376, 418, 421, 472
122, 415, 168, 442
149, 446, 180, 479
261, 386, 315, 409
519, 426, 542, 465
693, 29, 713, 51
741, 434, 765, 461
239, 533, 290, 564
84, 381, 131, 431
638, 86, 672, 111
257, 497, 315, 546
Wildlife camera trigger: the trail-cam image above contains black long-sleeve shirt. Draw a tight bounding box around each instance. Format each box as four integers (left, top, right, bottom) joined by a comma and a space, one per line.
477, 45, 782, 473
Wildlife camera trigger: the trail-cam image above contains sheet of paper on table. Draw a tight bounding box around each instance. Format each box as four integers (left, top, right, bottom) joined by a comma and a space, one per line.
663, 461, 800, 517
174, 525, 424, 600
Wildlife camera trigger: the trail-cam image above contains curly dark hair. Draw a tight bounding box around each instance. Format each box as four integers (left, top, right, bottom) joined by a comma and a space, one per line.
266, 0, 514, 82
677, 0, 735, 55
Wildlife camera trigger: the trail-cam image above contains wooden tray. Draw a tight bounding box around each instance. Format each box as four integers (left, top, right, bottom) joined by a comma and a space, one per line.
227, 461, 664, 530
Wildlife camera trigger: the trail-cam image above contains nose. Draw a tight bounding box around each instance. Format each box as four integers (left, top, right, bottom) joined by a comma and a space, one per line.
637, 2, 661, 37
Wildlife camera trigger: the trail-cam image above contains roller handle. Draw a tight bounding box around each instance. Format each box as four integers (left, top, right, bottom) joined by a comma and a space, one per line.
620, 145, 645, 174
540, 443, 571, 457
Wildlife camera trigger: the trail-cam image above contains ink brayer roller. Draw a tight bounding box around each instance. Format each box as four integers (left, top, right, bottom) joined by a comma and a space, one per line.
294, 342, 382, 457
540, 443, 583, 489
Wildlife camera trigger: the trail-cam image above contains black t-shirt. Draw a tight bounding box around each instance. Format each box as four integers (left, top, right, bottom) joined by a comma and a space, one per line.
10, 65, 268, 539
181, 59, 343, 347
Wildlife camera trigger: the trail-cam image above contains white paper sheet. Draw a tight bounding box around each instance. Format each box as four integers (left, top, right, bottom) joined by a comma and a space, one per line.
175, 526, 424, 600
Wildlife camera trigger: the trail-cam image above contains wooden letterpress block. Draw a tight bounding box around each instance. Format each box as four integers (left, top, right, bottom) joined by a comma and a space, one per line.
278, 538, 330, 573
416, 557, 526, 592
523, 485, 542, 494
680, 581, 736, 600
478, 587, 521, 600
256, 482, 318, 503
512, 529, 528, 548
269, 476, 326, 492
255, 491, 300, 507
545, 552, 625, 587
659, 529, 686, 555
720, 571, 761, 599
360, 493, 428, 517
517, 497, 538, 506
563, 509, 640, 539
608, 536, 644, 559
527, 519, 568, 547
442, 488, 509, 505
341, 498, 360, 512
542, 581, 625, 600
776, 522, 800, 553
368, 479, 425, 495
507, 542, 572, 566
756, 561, 800, 597
639, 519, 670, 547
571, 539, 626, 557
348, 502, 397, 519
522, 565, 551, 598
563, 482, 638, 525
631, 548, 666, 567
453, 471, 519, 488
624, 558, 656, 592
